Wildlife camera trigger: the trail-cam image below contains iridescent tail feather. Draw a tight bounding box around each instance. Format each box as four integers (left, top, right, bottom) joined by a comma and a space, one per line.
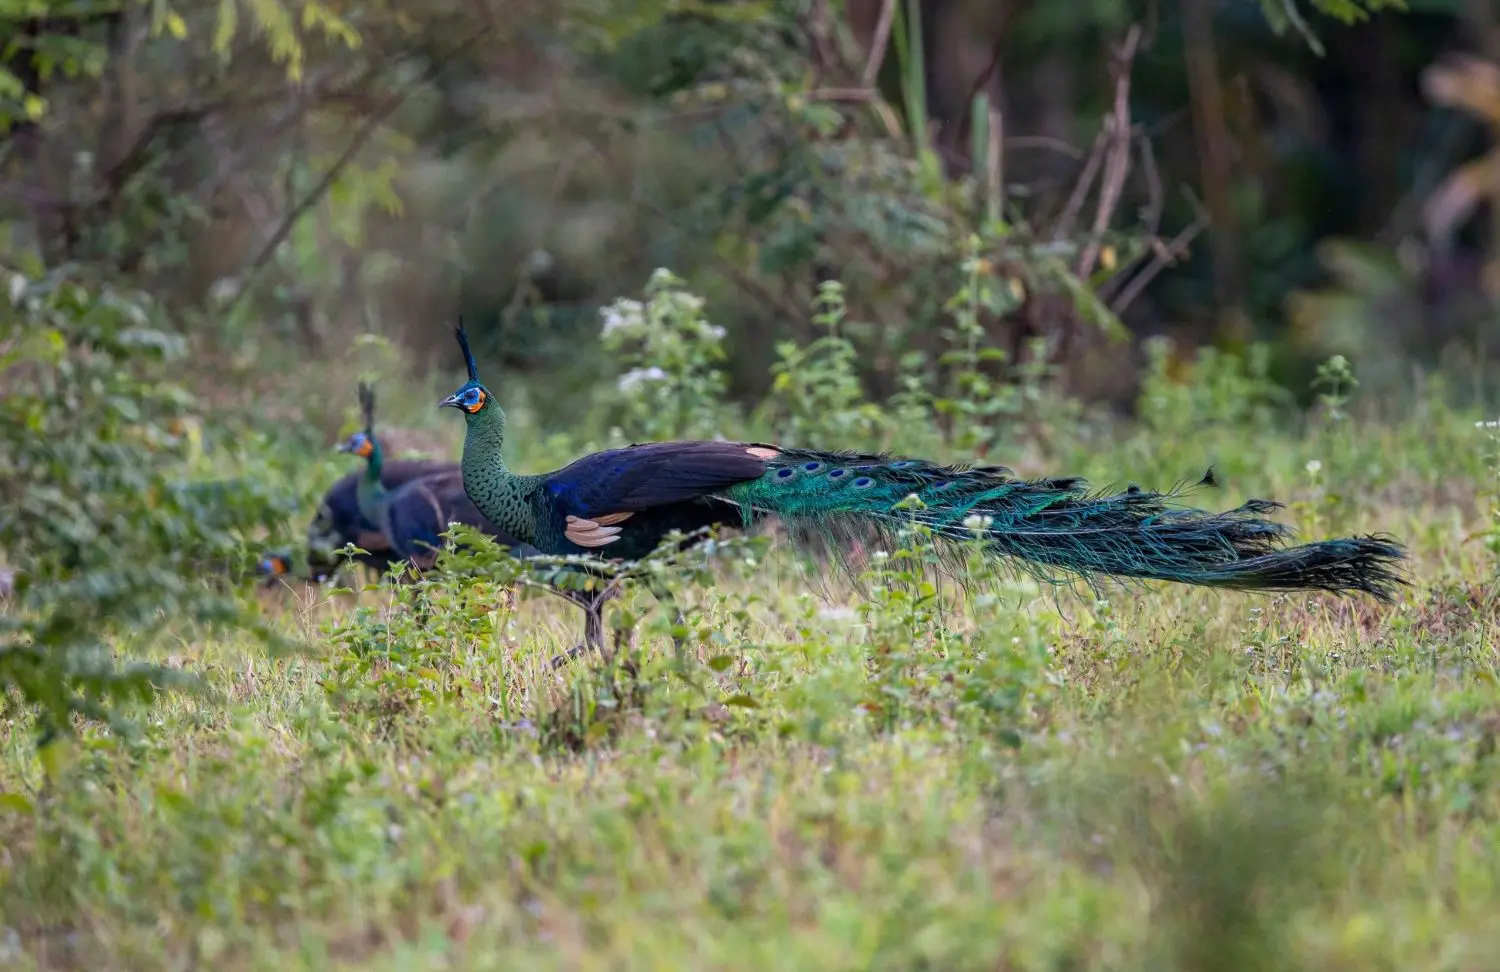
723, 450, 1406, 600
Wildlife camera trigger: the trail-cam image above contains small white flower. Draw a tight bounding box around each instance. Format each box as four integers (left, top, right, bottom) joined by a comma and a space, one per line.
617, 366, 667, 392
600, 299, 645, 337
963, 513, 994, 532
703, 323, 727, 340
1479, 420, 1500, 430
1305, 459, 1322, 475
208, 277, 239, 305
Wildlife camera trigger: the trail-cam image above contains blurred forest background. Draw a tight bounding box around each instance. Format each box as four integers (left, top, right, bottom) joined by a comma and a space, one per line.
3, 0, 1496, 431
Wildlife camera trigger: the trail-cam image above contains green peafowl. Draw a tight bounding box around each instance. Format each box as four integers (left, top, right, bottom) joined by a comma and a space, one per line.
335, 381, 613, 645
258, 457, 456, 584
439, 322, 1405, 655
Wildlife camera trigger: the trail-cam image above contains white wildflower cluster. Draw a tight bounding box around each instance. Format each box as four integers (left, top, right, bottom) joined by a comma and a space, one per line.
599, 298, 646, 338
963, 513, 995, 533
1305, 459, 1322, 476
1479, 419, 1500, 431
617, 366, 668, 392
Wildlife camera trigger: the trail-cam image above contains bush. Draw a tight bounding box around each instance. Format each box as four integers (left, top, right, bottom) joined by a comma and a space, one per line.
0, 271, 298, 743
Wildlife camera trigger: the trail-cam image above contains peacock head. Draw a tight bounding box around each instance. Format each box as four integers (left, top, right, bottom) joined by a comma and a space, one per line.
336, 430, 376, 459
337, 381, 381, 458
257, 552, 291, 577
439, 318, 494, 418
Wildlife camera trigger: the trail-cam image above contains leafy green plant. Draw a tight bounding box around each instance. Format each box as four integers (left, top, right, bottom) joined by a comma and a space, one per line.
934, 240, 1029, 454
0, 271, 297, 743
762, 280, 889, 448
598, 268, 734, 442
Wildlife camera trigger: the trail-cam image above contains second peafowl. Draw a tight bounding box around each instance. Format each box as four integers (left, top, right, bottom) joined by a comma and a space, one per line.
440, 323, 1405, 651
258, 457, 455, 583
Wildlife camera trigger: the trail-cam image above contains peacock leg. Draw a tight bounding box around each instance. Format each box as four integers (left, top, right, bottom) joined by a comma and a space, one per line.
548, 588, 609, 669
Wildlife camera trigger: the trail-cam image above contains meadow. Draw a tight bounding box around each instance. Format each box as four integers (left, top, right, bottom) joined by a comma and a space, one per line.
2, 309, 1497, 971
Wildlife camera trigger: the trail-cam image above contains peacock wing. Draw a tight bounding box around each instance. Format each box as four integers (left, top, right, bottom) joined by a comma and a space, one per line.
541, 441, 775, 519
383, 474, 461, 566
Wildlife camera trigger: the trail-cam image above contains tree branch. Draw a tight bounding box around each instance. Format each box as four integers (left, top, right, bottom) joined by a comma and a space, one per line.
860, 0, 897, 89
1076, 25, 1142, 280
223, 30, 493, 318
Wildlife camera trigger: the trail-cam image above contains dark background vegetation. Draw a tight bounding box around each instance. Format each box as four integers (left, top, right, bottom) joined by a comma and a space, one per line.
4, 0, 1495, 421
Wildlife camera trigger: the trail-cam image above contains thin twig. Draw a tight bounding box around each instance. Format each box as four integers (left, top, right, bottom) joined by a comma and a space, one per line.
1052, 130, 1106, 241
223, 29, 493, 319
808, 87, 877, 102
860, 0, 898, 89
1077, 25, 1142, 279
1108, 198, 1209, 313
1136, 128, 1163, 239
1006, 136, 1085, 158
1094, 128, 1166, 305
960, 0, 1032, 124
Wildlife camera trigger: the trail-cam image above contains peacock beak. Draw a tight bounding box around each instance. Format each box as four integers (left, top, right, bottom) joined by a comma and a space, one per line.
438, 392, 463, 410
335, 441, 354, 453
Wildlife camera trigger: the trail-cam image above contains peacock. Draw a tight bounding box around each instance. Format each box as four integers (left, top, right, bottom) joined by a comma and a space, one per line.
439, 322, 1405, 654
258, 456, 456, 584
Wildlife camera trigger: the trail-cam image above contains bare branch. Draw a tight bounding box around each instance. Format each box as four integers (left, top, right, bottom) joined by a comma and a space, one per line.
223, 29, 495, 318
1108, 197, 1209, 314
1052, 130, 1106, 242
1077, 25, 1142, 280
860, 0, 897, 89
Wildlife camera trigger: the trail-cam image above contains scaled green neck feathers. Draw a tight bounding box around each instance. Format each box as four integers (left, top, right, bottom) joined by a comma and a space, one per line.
460, 398, 543, 543
357, 436, 388, 523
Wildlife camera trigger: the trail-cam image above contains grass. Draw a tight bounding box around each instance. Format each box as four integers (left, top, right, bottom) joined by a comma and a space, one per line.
2, 383, 1499, 971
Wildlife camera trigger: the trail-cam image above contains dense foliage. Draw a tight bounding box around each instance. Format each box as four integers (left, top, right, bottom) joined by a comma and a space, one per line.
0, 272, 298, 741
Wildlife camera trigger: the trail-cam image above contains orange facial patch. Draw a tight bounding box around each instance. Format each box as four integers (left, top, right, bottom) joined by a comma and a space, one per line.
464, 389, 487, 414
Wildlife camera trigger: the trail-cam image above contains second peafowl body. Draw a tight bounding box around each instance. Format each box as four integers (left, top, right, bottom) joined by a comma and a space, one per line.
441, 325, 1405, 610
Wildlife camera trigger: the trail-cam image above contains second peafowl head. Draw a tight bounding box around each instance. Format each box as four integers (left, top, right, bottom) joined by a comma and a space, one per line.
336, 381, 381, 459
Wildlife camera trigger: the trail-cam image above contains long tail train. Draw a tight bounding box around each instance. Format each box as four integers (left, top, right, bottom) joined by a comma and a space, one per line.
729, 450, 1406, 600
